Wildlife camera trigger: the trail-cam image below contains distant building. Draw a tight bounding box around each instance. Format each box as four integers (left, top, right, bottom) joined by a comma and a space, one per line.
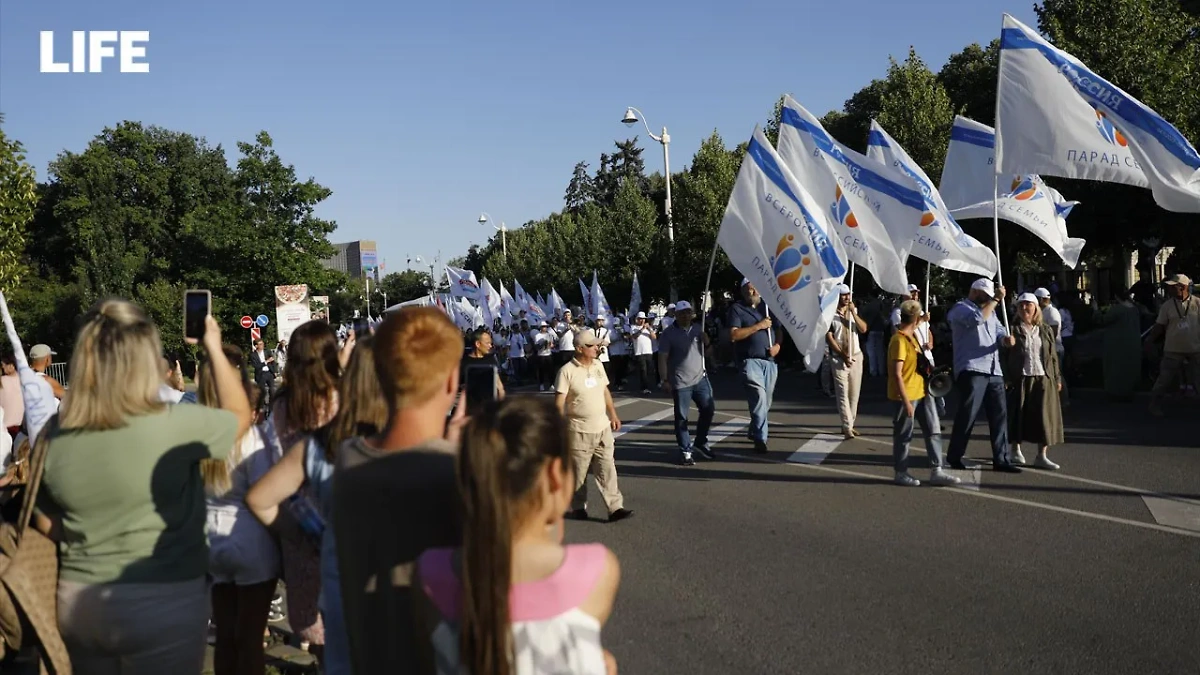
321, 240, 379, 281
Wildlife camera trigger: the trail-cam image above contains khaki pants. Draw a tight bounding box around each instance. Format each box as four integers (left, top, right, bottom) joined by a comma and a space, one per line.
831, 356, 863, 432
569, 428, 623, 514
1153, 352, 1200, 397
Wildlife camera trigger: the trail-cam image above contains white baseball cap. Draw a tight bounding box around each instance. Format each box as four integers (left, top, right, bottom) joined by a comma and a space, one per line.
971, 278, 996, 298
907, 284, 920, 292
667, 303, 676, 310
741, 277, 752, 287
835, 283, 851, 295
674, 300, 692, 312
1034, 287, 1051, 299
636, 311, 647, 319
1016, 292, 1038, 305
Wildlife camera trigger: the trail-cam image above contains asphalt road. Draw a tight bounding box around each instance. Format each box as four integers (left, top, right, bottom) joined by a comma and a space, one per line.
564, 367, 1200, 675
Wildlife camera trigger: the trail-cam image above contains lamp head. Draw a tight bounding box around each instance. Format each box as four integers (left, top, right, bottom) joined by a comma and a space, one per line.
621, 107, 638, 126
478, 213, 488, 224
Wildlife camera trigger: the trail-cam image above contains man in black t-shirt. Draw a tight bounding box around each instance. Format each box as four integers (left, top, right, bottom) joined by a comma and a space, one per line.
461, 327, 506, 398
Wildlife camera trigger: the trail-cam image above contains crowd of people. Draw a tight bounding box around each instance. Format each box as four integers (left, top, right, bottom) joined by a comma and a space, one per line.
0, 270, 1193, 674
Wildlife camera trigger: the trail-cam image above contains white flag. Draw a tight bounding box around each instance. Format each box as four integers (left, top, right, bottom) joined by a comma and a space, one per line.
776, 97, 913, 295
513, 280, 546, 321
590, 271, 613, 320
941, 116, 1086, 268
578, 278, 593, 318
866, 121, 1000, 277
996, 14, 1200, 213
550, 289, 566, 317
718, 127, 848, 371
498, 282, 516, 319
445, 266, 481, 300
480, 277, 502, 327
629, 272, 643, 316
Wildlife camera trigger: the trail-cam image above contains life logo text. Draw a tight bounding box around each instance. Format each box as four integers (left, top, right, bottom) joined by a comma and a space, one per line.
40, 31, 150, 73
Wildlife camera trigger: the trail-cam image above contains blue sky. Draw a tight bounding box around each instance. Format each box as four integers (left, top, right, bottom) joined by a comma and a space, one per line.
1, 0, 1038, 282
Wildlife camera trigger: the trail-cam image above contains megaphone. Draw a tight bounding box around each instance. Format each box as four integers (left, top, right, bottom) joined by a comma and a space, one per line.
927, 365, 954, 398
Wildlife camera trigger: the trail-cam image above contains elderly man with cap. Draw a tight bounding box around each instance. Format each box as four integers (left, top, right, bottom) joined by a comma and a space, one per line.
827, 284, 868, 439
1146, 273, 1199, 417
728, 279, 781, 454
658, 300, 715, 465
28, 343, 65, 399
945, 278, 1020, 473
557, 329, 632, 522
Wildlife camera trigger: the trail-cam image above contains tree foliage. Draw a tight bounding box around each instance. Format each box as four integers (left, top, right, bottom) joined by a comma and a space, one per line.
0, 116, 38, 293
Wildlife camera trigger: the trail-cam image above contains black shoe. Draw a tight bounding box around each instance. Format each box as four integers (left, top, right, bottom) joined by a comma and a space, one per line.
993, 462, 1023, 474
754, 440, 769, 454
608, 508, 634, 523
680, 452, 696, 466
565, 509, 589, 521
693, 444, 715, 460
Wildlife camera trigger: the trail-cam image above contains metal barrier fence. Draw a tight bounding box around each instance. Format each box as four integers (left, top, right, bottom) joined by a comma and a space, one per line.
46, 362, 69, 387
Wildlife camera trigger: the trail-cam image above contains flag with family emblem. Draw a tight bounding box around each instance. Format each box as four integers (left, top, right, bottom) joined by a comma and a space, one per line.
776, 97, 913, 295
941, 115, 1086, 268
445, 266, 482, 300
514, 280, 546, 321
717, 126, 848, 371
480, 277, 503, 327
995, 14, 1200, 213
866, 120, 1000, 277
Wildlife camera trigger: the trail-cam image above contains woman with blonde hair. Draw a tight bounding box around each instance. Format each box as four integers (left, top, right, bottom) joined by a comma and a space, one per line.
199, 344, 281, 675
250, 334, 387, 675
1003, 293, 1065, 470
33, 298, 252, 674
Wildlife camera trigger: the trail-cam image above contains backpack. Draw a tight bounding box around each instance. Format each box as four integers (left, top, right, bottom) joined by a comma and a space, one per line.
0, 416, 71, 674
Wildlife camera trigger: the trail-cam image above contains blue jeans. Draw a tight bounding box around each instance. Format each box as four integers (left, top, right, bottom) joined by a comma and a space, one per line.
673, 377, 715, 451
319, 530, 351, 675
947, 372, 1010, 464
742, 358, 778, 442
892, 396, 944, 472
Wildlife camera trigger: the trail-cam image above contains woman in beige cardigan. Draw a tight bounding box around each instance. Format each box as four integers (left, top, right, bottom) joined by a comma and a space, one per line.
1003, 293, 1065, 470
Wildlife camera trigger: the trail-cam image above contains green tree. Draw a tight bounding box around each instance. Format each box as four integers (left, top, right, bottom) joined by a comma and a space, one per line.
670, 131, 742, 303
564, 161, 595, 212
821, 80, 885, 152
379, 269, 433, 304
0, 115, 37, 293
937, 40, 1000, 126
875, 47, 956, 180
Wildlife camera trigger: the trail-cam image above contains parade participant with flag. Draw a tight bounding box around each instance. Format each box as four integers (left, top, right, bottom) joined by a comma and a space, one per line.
716, 126, 848, 453
995, 14, 1200, 213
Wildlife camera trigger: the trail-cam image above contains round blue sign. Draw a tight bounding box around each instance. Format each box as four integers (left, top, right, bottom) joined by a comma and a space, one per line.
255, 314, 269, 327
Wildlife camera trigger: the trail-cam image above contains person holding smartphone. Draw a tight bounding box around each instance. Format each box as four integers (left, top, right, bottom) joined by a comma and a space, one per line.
461, 327, 505, 400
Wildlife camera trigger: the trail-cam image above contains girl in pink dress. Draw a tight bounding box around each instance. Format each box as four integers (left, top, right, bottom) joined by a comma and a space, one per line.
415, 397, 620, 675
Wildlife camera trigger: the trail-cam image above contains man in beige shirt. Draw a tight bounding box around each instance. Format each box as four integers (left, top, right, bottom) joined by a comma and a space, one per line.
556, 330, 633, 523
1148, 273, 1199, 417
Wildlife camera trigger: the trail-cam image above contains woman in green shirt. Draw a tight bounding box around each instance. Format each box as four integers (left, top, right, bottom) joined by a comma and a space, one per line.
34, 299, 252, 675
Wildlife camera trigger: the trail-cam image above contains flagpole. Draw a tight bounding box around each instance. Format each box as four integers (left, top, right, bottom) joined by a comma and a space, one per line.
849, 263, 856, 290
925, 261, 931, 306
700, 238, 720, 336
993, 175, 1010, 329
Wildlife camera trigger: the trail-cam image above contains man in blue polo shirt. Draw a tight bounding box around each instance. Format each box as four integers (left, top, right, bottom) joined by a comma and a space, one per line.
728, 279, 780, 453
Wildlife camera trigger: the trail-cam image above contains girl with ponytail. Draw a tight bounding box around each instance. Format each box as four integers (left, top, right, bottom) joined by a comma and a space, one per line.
414, 397, 621, 675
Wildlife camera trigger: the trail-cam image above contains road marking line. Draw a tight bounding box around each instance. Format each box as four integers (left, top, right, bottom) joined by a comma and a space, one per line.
613, 408, 674, 439
787, 434, 844, 465
705, 418, 751, 447
731, 453, 1200, 540
944, 467, 983, 492
1141, 497, 1200, 533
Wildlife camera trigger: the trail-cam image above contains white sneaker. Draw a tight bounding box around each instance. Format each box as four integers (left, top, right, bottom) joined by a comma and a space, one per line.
1034, 455, 1060, 471
929, 469, 962, 486
1012, 448, 1027, 465
894, 472, 921, 487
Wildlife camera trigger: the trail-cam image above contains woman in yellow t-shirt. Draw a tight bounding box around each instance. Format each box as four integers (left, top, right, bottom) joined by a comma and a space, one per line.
888, 300, 961, 488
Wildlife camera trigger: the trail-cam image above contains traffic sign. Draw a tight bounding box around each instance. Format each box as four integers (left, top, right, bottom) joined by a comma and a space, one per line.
255, 314, 269, 328
240, 315, 253, 329
251, 326, 261, 341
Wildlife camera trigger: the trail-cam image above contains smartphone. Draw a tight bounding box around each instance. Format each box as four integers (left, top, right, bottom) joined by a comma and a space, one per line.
464, 364, 498, 411
184, 290, 212, 340
352, 317, 370, 336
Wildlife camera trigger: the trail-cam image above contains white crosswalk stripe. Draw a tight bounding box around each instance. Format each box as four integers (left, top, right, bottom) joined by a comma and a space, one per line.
1142, 496, 1200, 533
613, 408, 674, 439
704, 417, 751, 447
787, 434, 844, 465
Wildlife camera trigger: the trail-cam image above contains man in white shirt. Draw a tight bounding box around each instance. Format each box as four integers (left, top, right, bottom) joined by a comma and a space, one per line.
631, 311, 657, 394
593, 314, 613, 385
507, 323, 527, 384
533, 321, 555, 391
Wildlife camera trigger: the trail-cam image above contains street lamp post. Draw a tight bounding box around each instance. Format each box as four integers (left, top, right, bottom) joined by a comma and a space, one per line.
622, 106, 676, 302
478, 212, 507, 257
